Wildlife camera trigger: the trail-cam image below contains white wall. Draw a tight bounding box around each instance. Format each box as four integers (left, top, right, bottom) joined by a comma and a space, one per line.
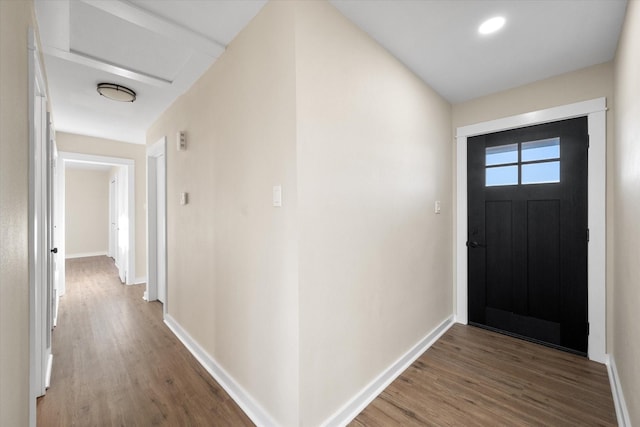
0, 0, 38, 425
613, 0, 640, 423
65, 168, 109, 257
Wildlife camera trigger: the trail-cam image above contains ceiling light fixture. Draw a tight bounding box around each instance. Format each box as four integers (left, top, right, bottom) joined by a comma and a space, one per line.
478, 16, 506, 35
97, 83, 136, 102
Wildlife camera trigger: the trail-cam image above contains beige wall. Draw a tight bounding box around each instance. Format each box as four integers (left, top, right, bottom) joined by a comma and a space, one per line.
65, 168, 110, 257
147, 2, 299, 424
0, 0, 36, 425
452, 62, 616, 351
148, 0, 452, 424
56, 132, 147, 281
294, 2, 452, 425
613, 0, 640, 423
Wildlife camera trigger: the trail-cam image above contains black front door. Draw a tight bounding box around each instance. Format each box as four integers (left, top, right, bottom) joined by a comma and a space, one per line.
467, 117, 588, 355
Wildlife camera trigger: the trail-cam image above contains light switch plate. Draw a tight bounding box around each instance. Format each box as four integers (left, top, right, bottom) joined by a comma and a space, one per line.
180, 192, 189, 205
272, 185, 282, 207
435, 200, 441, 214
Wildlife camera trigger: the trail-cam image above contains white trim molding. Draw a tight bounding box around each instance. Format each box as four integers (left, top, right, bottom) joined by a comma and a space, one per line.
28, 27, 49, 427
65, 251, 108, 259
164, 315, 278, 427
606, 354, 631, 427
321, 316, 455, 427
455, 98, 607, 363
146, 137, 167, 316
133, 276, 147, 285
59, 152, 136, 285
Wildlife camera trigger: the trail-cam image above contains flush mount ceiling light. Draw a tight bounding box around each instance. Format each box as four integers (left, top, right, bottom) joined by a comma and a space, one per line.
478, 16, 506, 35
96, 83, 136, 102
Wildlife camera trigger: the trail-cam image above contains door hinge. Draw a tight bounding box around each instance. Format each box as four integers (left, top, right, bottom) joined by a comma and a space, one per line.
587, 134, 590, 148
587, 228, 590, 242
587, 323, 590, 335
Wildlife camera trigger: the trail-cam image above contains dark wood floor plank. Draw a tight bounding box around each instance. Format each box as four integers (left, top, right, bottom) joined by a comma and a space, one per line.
37, 256, 254, 427
38, 257, 616, 426
350, 324, 617, 426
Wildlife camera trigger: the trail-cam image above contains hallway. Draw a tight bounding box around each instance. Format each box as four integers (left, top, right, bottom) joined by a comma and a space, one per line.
38, 256, 617, 426
36, 256, 253, 426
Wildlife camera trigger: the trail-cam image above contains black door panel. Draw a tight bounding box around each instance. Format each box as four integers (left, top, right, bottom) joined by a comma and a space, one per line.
467, 117, 588, 355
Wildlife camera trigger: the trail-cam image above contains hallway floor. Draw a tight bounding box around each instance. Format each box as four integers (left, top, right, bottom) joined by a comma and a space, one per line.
351, 324, 617, 426
37, 256, 253, 426
38, 256, 617, 426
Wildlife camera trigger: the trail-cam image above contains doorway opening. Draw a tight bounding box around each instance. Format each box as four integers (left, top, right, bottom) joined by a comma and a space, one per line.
455, 98, 607, 363
57, 152, 136, 292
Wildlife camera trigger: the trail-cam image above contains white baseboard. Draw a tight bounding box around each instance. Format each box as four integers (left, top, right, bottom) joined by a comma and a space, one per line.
132, 276, 147, 285
65, 251, 107, 259
606, 354, 631, 427
164, 314, 278, 427
320, 315, 455, 427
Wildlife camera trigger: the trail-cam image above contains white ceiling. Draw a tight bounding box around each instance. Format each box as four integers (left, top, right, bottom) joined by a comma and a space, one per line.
35, 0, 267, 144
331, 0, 628, 103
35, 0, 627, 145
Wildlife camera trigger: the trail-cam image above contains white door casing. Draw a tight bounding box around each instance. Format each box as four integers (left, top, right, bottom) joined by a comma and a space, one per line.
57, 152, 136, 284
109, 177, 116, 258
455, 98, 607, 363
156, 154, 166, 303
28, 28, 52, 425
146, 137, 167, 311
116, 167, 127, 283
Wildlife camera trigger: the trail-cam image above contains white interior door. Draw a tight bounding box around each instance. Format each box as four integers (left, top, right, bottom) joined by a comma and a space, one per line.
47, 114, 59, 329
156, 154, 166, 303
30, 80, 52, 399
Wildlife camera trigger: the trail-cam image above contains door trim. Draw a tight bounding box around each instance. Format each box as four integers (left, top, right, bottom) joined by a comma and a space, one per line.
58, 152, 136, 285
28, 28, 50, 424
455, 97, 607, 363
146, 137, 167, 315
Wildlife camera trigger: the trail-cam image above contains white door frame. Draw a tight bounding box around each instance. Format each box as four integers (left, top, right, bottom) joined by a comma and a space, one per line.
146, 137, 167, 313
108, 177, 116, 258
57, 152, 136, 285
455, 97, 607, 363
28, 28, 50, 425
115, 167, 128, 283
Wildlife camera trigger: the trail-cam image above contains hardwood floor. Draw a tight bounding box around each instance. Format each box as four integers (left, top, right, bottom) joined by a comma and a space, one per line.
38, 257, 616, 426
37, 256, 253, 427
350, 324, 617, 426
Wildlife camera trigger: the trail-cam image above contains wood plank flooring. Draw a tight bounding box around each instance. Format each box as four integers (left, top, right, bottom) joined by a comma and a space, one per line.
37, 256, 253, 427
38, 256, 616, 426
351, 324, 617, 426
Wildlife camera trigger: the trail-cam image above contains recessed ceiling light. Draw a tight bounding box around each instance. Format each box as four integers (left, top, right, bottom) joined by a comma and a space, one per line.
478, 16, 506, 35
97, 83, 136, 102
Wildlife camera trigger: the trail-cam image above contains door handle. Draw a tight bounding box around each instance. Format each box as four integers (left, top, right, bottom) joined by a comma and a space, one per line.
466, 241, 486, 248
51, 248, 58, 254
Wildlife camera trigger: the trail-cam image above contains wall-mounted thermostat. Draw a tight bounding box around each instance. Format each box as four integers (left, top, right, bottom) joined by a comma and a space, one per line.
177, 131, 187, 151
